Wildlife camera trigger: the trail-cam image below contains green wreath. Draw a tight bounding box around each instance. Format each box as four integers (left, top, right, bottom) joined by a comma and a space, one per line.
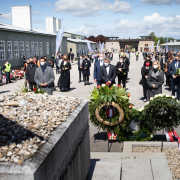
89, 85, 135, 141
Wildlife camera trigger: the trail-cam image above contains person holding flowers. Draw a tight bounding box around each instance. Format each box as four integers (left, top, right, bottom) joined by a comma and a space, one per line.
168, 55, 180, 100
116, 57, 128, 89
146, 60, 164, 101
82, 55, 91, 85
59, 55, 71, 92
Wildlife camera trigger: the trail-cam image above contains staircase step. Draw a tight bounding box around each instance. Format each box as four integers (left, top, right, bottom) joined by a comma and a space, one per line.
92, 161, 121, 180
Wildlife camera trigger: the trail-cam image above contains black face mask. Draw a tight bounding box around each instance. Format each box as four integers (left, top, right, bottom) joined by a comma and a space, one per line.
85, 58, 87, 60
30, 62, 34, 64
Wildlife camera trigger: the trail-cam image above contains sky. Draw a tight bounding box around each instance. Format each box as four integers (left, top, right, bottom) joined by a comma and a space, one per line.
0, 0, 180, 39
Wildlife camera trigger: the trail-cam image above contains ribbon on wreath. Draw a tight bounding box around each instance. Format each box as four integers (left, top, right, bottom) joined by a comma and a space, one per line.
165, 129, 180, 150
107, 107, 114, 118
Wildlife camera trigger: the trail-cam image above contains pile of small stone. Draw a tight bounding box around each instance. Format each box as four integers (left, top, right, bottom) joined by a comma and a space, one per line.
0, 92, 82, 164
133, 146, 180, 180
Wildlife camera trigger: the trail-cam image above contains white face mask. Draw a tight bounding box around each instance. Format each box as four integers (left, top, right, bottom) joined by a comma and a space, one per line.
40, 62, 45, 66
99, 57, 103, 61
120, 60, 123, 63
104, 63, 109, 67
153, 65, 158, 69
80, 57, 82, 59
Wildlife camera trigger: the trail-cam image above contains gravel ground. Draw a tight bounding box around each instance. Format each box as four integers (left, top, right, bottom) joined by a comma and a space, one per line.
133, 146, 180, 180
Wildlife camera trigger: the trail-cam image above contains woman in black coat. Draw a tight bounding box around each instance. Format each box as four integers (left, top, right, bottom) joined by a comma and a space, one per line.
116, 57, 128, 88
141, 60, 152, 102
59, 55, 71, 92
82, 56, 91, 85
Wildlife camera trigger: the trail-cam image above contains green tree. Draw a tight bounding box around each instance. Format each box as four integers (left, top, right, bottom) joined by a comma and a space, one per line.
149, 32, 159, 45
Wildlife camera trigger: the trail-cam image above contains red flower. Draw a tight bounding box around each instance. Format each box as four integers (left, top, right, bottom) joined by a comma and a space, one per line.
128, 93, 130, 97
106, 82, 111, 86
97, 85, 101, 89
118, 85, 122, 88
129, 105, 133, 109
33, 88, 36, 91
109, 87, 112, 89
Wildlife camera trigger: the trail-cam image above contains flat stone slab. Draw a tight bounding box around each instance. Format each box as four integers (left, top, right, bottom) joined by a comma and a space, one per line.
151, 158, 173, 180
92, 161, 121, 180
122, 159, 153, 180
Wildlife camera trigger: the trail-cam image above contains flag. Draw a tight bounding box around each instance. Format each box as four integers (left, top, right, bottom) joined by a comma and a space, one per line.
99, 41, 102, 52
56, 27, 64, 54
150, 42, 155, 51
166, 38, 168, 53
86, 40, 92, 53
156, 40, 160, 52
101, 42, 104, 52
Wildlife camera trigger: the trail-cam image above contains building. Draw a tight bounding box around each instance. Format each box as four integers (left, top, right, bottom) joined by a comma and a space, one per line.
64, 32, 98, 57
160, 40, 180, 52
105, 35, 153, 53
0, 6, 67, 68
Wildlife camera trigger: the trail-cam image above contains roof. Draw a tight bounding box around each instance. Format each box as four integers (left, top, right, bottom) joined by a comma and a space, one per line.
0, 23, 57, 36
139, 35, 151, 37
160, 42, 180, 46
67, 38, 97, 44
64, 31, 85, 38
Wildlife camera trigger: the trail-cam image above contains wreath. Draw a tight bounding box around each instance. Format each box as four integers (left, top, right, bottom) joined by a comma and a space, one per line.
137, 94, 180, 134
89, 84, 135, 141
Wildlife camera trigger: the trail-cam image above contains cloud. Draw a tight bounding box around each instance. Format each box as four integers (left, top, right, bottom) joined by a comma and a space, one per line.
32, 19, 43, 24
0, 12, 12, 20
41, 2, 51, 7
55, 0, 132, 17
141, 0, 180, 5
32, 11, 41, 15
85, 23, 98, 27
67, 13, 180, 39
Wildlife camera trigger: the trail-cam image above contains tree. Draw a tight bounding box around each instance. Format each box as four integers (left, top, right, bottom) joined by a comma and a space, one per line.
149, 32, 159, 45
86, 35, 106, 43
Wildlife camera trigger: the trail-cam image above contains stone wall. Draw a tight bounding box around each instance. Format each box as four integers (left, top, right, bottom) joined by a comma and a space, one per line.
105, 42, 120, 53
0, 100, 90, 180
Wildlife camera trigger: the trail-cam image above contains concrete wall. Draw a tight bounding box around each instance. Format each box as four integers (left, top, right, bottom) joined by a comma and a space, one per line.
105, 42, 120, 53
0, 100, 90, 180
138, 40, 153, 52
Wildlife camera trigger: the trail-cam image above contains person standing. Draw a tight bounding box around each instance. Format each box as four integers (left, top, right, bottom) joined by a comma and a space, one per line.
168, 55, 180, 100
26, 58, 38, 90
141, 60, 152, 102
55, 55, 60, 74
94, 54, 104, 86
78, 55, 84, 82
34, 57, 55, 95
71, 52, 74, 63
116, 57, 128, 88
165, 57, 173, 89
23, 56, 26, 64
51, 54, 55, 68
122, 54, 130, 78
82, 56, 91, 85
100, 57, 116, 86
136, 51, 139, 61
3, 61, 12, 84
59, 55, 71, 92
146, 60, 164, 101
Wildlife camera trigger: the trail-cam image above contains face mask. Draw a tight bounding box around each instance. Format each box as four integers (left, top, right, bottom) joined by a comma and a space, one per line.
30, 61, 33, 64
80, 57, 82, 59
99, 57, 103, 61
85, 58, 87, 60
104, 63, 109, 67
153, 65, 158, 69
120, 60, 123, 63
40, 62, 45, 66
146, 63, 150, 66
174, 58, 178, 62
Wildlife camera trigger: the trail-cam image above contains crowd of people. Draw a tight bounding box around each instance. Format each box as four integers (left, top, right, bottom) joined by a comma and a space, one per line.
140, 50, 180, 101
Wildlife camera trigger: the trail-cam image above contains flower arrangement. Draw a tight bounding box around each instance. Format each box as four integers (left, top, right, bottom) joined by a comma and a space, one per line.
176, 68, 180, 76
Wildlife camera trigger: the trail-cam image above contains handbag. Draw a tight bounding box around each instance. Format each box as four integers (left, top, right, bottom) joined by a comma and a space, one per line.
139, 78, 143, 85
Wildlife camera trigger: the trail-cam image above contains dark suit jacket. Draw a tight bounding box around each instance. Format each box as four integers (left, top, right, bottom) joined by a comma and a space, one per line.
82, 60, 91, 76
94, 61, 103, 81
26, 64, 38, 83
100, 64, 116, 84
78, 59, 84, 70
168, 61, 180, 82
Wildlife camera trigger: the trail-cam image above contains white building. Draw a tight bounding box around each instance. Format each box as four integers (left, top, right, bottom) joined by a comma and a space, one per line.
160, 40, 180, 52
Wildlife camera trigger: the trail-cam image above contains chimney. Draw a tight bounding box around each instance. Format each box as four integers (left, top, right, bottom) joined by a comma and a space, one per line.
11, 6, 32, 30
56, 19, 61, 32
46, 17, 56, 33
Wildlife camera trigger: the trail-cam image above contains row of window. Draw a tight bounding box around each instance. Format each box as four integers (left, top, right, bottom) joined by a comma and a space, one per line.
0, 41, 50, 60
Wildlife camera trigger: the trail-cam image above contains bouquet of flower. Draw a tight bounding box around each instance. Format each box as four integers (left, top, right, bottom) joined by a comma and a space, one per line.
85, 63, 88, 69
176, 68, 180, 76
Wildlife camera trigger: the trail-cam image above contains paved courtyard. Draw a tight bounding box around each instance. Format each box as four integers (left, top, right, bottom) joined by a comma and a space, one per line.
0, 53, 179, 152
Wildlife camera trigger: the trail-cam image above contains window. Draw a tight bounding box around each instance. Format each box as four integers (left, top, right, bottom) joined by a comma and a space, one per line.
145, 44, 148, 47
14, 41, 19, 59
46, 42, 49, 55
39, 42, 43, 56
7, 41, 13, 59
35, 42, 39, 56
25, 42, 30, 57
31, 42, 34, 57
0, 41, 5, 60
20, 41, 25, 58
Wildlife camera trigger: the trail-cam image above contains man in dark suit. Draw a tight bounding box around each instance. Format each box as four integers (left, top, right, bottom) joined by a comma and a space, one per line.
168, 55, 180, 100
82, 56, 91, 85
100, 57, 116, 85
94, 54, 104, 85
78, 55, 84, 82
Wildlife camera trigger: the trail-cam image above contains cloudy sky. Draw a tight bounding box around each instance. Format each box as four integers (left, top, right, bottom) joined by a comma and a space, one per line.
0, 0, 180, 39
